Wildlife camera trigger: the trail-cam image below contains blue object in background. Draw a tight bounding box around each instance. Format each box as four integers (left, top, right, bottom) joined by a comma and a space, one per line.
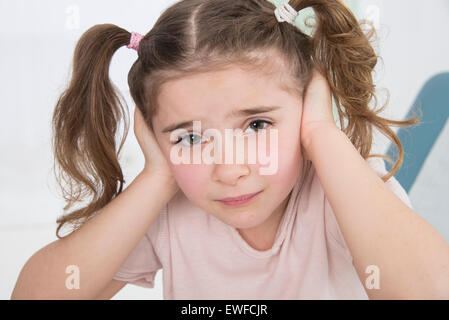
385, 73, 449, 193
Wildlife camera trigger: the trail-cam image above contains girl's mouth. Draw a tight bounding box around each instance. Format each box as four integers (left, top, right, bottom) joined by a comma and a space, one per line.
216, 190, 263, 207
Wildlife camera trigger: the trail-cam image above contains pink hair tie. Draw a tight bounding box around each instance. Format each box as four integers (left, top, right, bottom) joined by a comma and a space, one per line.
127, 32, 144, 51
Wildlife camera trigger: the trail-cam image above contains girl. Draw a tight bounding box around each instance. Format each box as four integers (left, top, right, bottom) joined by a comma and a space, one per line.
11, 0, 449, 300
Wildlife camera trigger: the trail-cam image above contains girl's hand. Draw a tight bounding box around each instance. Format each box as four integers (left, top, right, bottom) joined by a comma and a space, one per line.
300, 69, 339, 159
134, 107, 177, 182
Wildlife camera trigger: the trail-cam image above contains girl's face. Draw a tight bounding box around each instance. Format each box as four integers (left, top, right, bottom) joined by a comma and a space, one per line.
152, 64, 304, 231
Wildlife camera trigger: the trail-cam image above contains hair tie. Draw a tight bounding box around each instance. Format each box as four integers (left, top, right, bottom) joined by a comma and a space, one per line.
274, 2, 299, 26
127, 32, 144, 51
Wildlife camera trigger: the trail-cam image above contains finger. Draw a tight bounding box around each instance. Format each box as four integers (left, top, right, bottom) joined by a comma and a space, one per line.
134, 107, 145, 127
135, 108, 162, 157
134, 107, 142, 136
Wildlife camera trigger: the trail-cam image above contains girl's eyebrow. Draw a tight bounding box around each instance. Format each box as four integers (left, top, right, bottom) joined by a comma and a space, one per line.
161, 105, 282, 133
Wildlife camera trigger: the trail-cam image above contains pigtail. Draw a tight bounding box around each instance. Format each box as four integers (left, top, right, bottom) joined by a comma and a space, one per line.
288, 0, 420, 182
52, 24, 132, 239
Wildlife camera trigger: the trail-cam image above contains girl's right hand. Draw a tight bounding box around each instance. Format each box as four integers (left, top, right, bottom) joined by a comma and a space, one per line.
133, 107, 177, 184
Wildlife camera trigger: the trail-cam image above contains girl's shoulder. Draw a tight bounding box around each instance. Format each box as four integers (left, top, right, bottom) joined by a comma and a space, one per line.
365, 157, 413, 209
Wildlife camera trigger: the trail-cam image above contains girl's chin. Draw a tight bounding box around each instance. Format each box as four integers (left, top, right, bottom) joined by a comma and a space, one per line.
220, 212, 267, 230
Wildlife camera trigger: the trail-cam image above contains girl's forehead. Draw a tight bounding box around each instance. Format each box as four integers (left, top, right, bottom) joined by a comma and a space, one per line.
157, 65, 294, 116
160, 66, 276, 96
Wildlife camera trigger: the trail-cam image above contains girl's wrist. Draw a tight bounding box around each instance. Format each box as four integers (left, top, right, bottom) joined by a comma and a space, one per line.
139, 168, 179, 192
141, 167, 172, 181
301, 121, 341, 153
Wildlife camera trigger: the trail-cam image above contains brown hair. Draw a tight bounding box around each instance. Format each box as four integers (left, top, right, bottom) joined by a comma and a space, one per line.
52, 0, 419, 239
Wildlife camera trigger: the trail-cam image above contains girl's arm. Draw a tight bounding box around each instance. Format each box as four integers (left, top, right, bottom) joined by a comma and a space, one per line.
11, 170, 178, 300
300, 70, 449, 299
303, 122, 449, 299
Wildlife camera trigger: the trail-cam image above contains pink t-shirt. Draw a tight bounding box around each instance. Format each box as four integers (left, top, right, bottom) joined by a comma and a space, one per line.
112, 157, 413, 299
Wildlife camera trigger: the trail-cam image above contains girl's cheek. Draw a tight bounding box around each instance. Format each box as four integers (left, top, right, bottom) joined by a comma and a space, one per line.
170, 163, 209, 199
266, 129, 302, 186
161, 144, 208, 198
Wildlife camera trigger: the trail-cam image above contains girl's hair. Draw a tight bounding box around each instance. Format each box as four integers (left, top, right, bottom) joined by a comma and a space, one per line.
52, 0, 419, 239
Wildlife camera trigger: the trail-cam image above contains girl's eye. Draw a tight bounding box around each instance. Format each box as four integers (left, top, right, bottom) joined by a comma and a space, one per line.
175, 133, 207, 147
244, 119, 273, 134
174, 119, 273, 147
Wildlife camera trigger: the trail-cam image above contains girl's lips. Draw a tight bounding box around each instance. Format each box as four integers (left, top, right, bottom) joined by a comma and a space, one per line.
216, 190, 263, 206
219, 191, 262, 202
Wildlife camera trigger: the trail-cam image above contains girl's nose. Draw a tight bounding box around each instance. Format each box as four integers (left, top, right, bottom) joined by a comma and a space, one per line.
212, 163, 250, 186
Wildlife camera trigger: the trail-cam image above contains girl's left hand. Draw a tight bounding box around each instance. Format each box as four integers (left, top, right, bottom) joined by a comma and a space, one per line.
300, 69, 339, 159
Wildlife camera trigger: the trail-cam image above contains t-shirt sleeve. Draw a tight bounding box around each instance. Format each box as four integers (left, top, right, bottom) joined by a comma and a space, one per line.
324, 157, 414, 262
112, 205, 166, 288
365, 157, 413, 209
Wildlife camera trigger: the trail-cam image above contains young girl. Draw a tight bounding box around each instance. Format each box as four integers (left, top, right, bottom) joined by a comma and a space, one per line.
12, 0, 449, 300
